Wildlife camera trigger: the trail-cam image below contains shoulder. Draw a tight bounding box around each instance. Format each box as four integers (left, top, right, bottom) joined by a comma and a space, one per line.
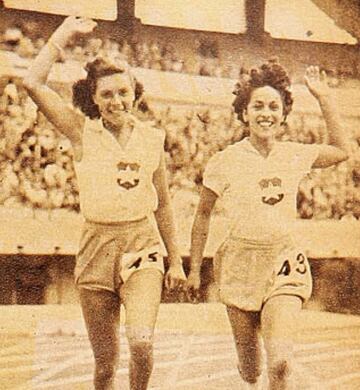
211, 139, 248, 162
83, 116, 102, 134
278, 141, 320, 156
135, 118, 165, 145
206, 142, 241, 172
277, 141, 320, 169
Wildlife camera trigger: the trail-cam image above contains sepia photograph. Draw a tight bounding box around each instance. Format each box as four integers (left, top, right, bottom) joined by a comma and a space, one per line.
0, 1, 359, 389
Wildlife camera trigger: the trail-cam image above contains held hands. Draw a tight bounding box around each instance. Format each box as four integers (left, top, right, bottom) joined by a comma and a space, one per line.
186, 270, 201, 303
164, 257, 187, 290
304, 66, 331, 100
51, 16, 97, 46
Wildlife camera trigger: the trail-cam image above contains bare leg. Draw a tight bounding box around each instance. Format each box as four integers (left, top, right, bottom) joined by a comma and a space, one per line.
122, 269, 163, 390
261, 295, 302, 390
226, 306, 262, 387
79, 288, 120, 390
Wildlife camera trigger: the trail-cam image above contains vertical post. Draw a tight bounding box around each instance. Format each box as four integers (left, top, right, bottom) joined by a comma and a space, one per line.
116, 0, 141, 27
53, 247, 63, 304
245, 0, 267, 41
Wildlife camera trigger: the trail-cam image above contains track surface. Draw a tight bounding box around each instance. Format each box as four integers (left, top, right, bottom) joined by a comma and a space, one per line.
0, 304, 360, 389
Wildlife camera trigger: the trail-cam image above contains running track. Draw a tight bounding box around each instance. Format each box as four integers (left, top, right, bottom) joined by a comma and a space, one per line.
1, 304, 360, 389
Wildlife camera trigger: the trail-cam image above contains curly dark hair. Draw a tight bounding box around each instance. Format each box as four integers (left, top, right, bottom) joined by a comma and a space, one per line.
232, 59, 293, 125
72, 57, 145, 119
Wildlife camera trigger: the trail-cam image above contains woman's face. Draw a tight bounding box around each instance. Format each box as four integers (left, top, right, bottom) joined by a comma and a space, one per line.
243, 86, 284, 140
94, 72, 135, 124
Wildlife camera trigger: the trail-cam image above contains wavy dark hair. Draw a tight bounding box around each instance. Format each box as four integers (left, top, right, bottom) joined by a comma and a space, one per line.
72, 57, 145, 119
232, 58, 293, 125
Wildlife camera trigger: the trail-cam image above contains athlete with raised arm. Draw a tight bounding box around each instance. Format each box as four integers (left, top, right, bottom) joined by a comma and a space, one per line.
24, 16, 186, 390
187, 60, 348, 389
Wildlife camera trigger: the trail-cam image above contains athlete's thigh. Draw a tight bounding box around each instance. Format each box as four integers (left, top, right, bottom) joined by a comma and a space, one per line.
261, 295, 302, 339
122, 269, 163, 336
261, 295, 302, 357
227, 306, 261, 355
79, 288, 121, 363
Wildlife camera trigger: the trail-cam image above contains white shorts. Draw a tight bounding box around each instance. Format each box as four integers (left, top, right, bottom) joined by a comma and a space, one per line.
214, 235, 312, 311
75, 217, 165, 294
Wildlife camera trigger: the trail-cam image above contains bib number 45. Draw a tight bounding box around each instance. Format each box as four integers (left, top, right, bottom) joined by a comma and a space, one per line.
130, 251, 160, 270
120, 245, 164, 283
277, 253, 307, 277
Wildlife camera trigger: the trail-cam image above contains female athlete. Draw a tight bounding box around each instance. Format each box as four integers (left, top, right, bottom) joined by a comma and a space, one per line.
24, 16, 186, 390
187, 60, 348, 389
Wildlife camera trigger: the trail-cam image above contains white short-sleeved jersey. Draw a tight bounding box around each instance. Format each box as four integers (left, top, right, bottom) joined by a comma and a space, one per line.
203, 137, 320, 241
74, 117, 165, 223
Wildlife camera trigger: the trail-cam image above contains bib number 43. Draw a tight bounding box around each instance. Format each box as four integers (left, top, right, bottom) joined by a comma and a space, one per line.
277, 253, 307, 277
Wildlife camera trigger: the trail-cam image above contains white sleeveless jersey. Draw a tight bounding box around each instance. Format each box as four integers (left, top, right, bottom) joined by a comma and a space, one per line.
74, 117, 165, 223
203, 138, 320, 241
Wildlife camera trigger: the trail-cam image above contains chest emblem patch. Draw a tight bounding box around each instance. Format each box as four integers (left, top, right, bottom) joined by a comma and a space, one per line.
117, 162, 140, 190
258, 177, 284, 206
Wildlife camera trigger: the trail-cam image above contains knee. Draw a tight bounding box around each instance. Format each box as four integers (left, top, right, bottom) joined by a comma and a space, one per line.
238, 364, 261, 384
129, 339, 153, 360
268, 359, 291, 382
126, 325, 154, 343
94, 361, 117, 384
236, 344, 262, 384
126, 326, 155, 370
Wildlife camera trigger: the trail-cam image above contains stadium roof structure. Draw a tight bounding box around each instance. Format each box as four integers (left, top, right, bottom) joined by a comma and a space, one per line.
136, 0, 358, 44
312, 0, 360, 43
2, 0, 118, 20
2, 1, 359, 43
264, 0, 357, 44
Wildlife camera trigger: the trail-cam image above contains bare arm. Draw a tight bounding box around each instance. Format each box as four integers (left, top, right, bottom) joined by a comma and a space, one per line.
186, 186, 217, 301
23, 17, 96, 147
153, 151, 186, 288
189, 186, 217, 275
304, 66, 349, 168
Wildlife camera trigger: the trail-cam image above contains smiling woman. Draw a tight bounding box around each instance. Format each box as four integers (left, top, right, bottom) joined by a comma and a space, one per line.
22, 15, 186, 390
72, 58, 139, 121
187, 58, 349, 389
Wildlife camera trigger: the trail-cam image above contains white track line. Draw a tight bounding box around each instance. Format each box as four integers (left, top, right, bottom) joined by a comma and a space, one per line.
31, 351, 91, 385
171, 368, 240, 388
295, 339, 360, 352
8, 332, 359, 389
298, 347, 360, 363
29, 346, 360, 389
327, 372, 360, 387
31, 351, 236, 388
6, 337, 360, 377
1, 341, 217, 377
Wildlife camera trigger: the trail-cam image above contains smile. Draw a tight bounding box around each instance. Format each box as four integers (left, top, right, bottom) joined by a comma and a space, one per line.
257, 120, 274, 127
108, 106, 125, 112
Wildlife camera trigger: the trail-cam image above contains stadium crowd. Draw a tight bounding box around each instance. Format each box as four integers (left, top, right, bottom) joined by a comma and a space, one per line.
0, 78, 359, 220
1, 24, 359, 81
0, 25, 359, 219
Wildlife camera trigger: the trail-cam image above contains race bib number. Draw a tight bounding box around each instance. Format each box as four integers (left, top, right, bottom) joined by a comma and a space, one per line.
120, 245, 164, 282
276, 250, 308, 277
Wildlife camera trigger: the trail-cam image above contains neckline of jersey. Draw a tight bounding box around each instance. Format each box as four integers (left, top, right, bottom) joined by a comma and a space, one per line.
97, 116, 140, 153
241, 137, 280, 159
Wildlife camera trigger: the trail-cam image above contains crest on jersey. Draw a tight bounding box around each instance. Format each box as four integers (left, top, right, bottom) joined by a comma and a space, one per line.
258, 177, 284, 206
117, 161, 140, 190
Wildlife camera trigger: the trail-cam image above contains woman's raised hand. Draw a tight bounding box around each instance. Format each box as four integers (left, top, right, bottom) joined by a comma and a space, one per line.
304, 66, 331, 99
51, 16, 97, 46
